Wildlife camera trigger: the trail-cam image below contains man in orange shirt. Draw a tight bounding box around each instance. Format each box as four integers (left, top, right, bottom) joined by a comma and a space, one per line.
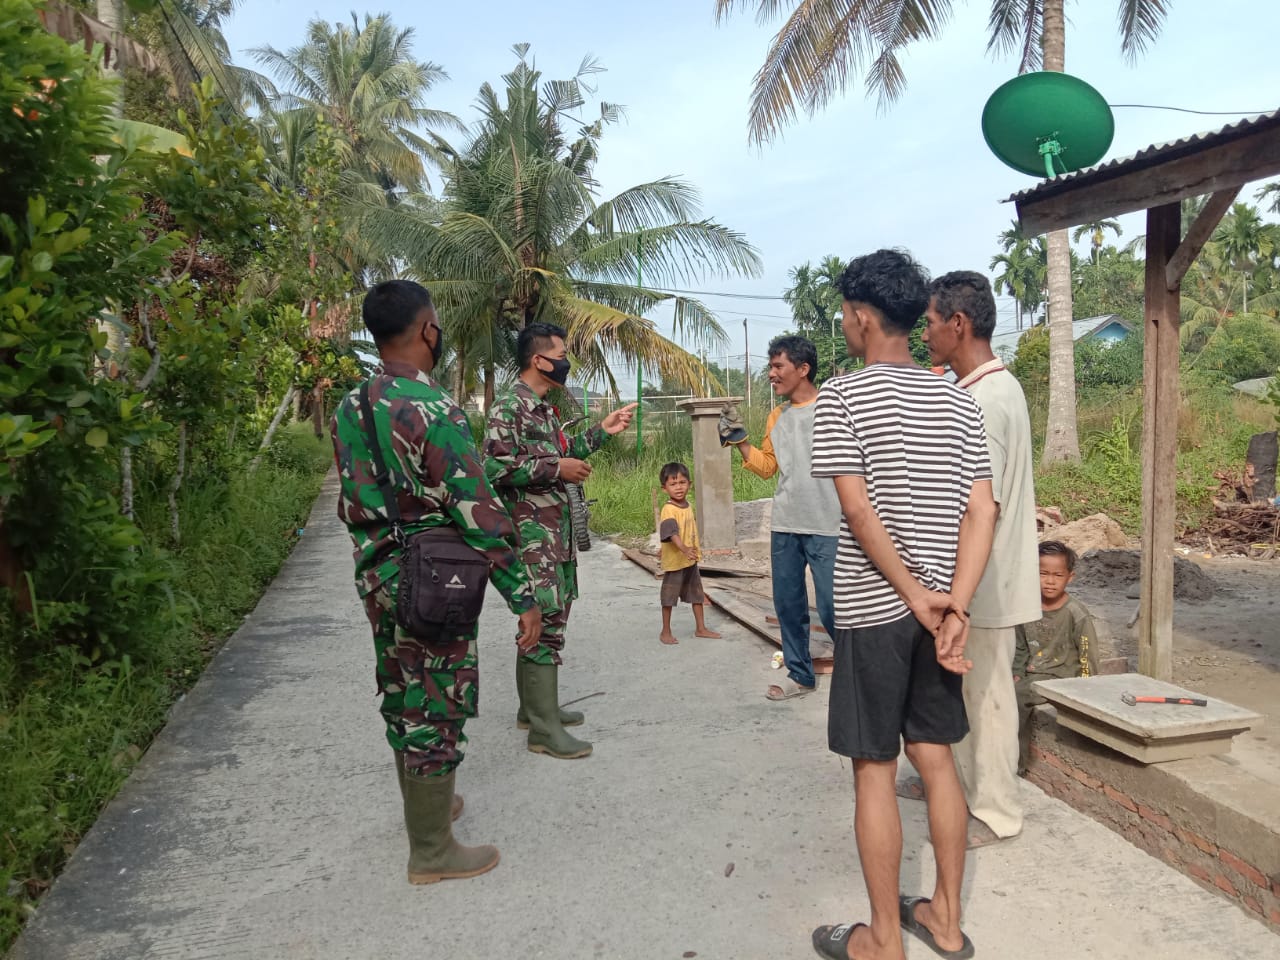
720, 336, 842, 699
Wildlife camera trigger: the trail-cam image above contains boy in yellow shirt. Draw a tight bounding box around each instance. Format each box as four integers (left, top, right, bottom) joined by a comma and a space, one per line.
658, 462, 721, 645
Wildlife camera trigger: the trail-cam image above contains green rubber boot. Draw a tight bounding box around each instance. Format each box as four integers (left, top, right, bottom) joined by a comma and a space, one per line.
395, 751, 461, 820
401, 770, 497, 884
515, 657, 584, 730
524, 662, 592, 759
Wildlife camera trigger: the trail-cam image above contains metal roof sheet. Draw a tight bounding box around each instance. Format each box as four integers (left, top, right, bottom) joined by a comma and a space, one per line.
1004, 108, 1280, 204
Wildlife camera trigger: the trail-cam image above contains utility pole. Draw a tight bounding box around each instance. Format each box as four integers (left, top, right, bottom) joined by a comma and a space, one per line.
743, 318, 751, 410
831, 310, 839, 380
636, 232, 643, 455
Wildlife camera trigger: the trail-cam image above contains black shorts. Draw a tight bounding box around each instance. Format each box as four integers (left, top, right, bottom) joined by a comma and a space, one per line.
660, 565, 705, 607
828, 616, 968, 761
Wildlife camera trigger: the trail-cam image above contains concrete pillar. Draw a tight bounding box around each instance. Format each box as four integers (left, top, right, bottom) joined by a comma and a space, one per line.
676, 397, 741, 549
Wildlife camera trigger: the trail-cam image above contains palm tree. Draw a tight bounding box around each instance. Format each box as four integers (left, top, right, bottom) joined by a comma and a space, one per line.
358, 49, 762, 408
124, 1, 268, 113
1073, 218, 1122, 264
1214, 202, 1276, 312
44, 2, 250, 117
992, 220, 1048, 329
714, 0, 1173, 464
249, 13, 462, 199
783, 254, 846, 332
1256, 181, 1280, 216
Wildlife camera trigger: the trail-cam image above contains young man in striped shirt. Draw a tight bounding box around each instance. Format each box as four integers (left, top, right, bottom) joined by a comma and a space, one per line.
809, 250, 997, 960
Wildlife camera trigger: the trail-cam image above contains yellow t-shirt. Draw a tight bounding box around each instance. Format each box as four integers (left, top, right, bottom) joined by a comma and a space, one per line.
659, 500, 700, 572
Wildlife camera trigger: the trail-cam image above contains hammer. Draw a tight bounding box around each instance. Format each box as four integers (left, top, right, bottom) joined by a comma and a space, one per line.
1121, 692, 1207, 707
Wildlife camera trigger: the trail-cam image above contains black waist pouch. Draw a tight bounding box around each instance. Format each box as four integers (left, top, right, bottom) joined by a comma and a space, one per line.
398, 527, 488, 632
358, 381, 491, 636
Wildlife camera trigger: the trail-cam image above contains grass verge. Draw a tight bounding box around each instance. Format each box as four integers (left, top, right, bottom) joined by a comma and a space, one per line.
587, 408, 777, 538
0, 424, 332, 949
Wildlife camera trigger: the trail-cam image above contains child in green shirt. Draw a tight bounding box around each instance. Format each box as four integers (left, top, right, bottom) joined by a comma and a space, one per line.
1014, 540, 1099, 773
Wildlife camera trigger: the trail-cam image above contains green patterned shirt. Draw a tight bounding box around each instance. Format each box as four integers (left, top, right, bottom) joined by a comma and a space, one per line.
484, 380, 608, 565
331, 360, 533, 613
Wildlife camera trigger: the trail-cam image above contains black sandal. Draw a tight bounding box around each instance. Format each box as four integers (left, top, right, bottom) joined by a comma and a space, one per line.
899, 895, 975, 959
811, 921, 865, 959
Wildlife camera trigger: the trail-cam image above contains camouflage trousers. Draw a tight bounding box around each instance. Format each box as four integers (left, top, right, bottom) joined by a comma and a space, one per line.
517, 560, 578, 666
363, 583, 478, 778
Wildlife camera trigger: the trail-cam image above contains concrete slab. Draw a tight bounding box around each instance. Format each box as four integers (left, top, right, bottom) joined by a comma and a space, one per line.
10, 475, 1278, 959
1035, 675, 1262, 763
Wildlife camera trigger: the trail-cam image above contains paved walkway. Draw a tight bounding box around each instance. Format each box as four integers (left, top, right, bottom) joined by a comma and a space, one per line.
11, 474, 1277, 959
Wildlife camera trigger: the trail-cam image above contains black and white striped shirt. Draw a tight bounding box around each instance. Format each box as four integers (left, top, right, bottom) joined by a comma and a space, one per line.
811, 364, 992, 629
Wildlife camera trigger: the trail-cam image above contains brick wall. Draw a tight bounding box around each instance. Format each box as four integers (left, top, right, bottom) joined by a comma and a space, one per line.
1026, 743, 1280, 929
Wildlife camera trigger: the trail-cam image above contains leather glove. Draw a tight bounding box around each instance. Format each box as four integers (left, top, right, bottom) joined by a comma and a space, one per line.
717, 403, 747, 447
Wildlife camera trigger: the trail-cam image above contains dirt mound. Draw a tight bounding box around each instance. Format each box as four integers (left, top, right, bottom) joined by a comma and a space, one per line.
1073, 549, 1217, 602
1040, 513, 1130, 554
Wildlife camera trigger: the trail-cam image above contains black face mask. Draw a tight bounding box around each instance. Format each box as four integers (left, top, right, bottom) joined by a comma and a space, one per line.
538, 354, 571, 385
424, 323, 443, 366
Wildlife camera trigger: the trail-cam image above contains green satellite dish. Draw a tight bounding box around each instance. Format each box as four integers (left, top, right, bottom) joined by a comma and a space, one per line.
982, 72, 1114, 178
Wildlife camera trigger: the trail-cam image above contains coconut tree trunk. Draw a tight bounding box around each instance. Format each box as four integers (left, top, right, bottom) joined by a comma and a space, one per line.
311, 383, 324, 439
454, 340, 467, 406
483, 356, 495, 414
169, 422, 187, 546
249, 385, 297, 474
97, 0, 124, 117
1039, 0, 1080, 464
121, 445, 134, 520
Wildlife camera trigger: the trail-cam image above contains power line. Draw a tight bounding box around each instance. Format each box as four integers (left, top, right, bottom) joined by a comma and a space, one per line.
656, 286, 788, 301
1109, 103, 1273, 117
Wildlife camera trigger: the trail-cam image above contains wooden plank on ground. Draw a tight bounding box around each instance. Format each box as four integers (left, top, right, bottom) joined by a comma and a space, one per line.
707, 581, 834, 672
698, 563, 767, 578
621, 549, 831, 671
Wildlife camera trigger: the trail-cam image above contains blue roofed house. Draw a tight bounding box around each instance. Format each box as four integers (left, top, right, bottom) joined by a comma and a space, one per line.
990, 314, 1134, 363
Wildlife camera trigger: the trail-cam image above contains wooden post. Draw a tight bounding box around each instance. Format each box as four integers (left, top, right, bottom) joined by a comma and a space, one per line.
1138, 204, 1181, 680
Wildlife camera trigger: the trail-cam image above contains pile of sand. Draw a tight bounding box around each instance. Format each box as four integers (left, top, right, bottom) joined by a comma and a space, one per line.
1040, 512, 1131, 555
1073, 549, 1217, 602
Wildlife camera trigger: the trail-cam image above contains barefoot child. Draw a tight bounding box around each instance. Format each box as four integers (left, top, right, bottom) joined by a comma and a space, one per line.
1013, 540, 1099, 772
657, 462, 720, 645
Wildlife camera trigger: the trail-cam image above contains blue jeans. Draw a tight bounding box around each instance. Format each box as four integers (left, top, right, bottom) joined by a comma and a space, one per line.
770, 532, 837, 689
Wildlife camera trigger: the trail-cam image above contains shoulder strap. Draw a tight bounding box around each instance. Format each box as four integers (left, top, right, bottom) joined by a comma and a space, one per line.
358, 380, 405, 541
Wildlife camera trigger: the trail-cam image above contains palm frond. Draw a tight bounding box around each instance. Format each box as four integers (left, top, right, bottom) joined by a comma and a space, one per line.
553, 295, 714, 396
587, 179, 703, 236
985, 0, 1041, 73
576, 222, 762, 287
1116, 0, 1171, 63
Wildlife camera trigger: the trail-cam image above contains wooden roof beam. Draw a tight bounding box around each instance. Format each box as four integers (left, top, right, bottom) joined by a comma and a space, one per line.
1166, 187, 1240, 291
1015, 123, 1280, 235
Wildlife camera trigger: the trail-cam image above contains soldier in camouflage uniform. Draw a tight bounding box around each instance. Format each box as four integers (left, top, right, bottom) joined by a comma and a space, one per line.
484, 322, 637, 759
332, 280, 541, 884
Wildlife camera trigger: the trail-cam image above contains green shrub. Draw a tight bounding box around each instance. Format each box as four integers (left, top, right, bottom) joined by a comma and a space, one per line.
1186, 314, 1280, 385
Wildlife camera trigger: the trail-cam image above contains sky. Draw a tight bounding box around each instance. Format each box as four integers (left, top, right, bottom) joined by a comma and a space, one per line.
223, 1, 1280, 390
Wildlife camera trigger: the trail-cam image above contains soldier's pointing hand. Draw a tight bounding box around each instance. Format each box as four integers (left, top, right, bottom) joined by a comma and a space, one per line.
601, 402, 639, 436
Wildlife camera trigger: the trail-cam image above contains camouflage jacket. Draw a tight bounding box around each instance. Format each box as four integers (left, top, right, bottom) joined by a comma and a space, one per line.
484, 380, 608, 565
331, 360, 534, 614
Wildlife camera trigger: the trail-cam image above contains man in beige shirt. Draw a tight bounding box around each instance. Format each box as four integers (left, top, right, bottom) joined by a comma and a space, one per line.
911, 270, 1041, 845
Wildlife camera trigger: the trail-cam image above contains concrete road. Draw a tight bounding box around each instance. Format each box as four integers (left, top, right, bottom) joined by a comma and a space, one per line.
11, 474, 1277, 959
